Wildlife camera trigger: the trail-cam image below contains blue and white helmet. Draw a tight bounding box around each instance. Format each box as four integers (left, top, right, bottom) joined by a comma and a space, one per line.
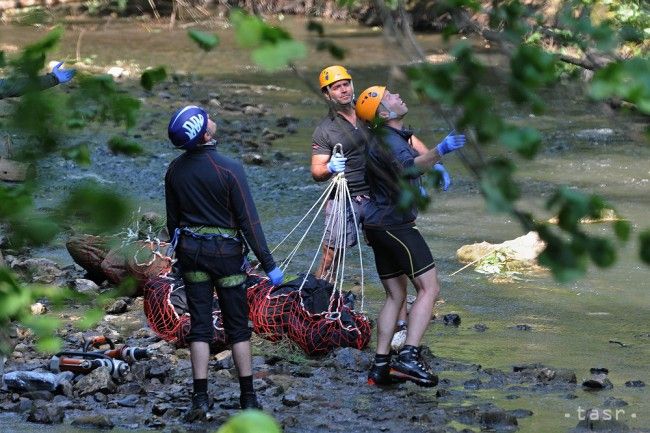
168, 105, 208, 150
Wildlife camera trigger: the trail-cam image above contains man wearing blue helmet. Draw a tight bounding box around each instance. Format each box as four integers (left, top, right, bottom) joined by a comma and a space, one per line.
165, 105, 284, 416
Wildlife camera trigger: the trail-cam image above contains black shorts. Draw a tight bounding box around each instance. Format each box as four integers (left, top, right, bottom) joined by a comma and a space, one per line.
364, 223, 435, 281
176, 234, 251, 345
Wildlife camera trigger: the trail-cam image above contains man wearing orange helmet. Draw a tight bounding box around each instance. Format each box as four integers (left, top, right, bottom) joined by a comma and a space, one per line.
310, 65, 372, 280
355, 85, 465, 387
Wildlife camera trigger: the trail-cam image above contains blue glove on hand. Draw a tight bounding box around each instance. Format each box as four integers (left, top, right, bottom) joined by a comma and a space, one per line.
433, 163, 452, 191
418, 185, 429, 199
51, 62, 76, 84
267, 267, 284, 286
436, 131, 466, 156
327, 154, 347, 174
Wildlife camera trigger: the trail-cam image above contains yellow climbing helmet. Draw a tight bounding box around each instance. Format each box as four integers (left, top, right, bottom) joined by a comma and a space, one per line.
355, 86, 386, 122
319, 65, 352, 89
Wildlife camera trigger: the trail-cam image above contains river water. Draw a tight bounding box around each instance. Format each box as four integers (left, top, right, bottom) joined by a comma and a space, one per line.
1, 15, 648, 432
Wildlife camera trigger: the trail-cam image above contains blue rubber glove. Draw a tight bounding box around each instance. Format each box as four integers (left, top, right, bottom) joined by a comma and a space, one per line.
436, 131, 466, 156
51, 62, 76, 84
267, 267, 284, 286
418, 185, 429, 198
327, 154, 347, 174
433, 163, 452, 191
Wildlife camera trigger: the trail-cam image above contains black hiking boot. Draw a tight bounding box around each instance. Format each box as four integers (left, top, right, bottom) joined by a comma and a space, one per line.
390, 346, 438, 387
367, 362, 406, 386
240, 391, 263, 410
185, 392, 213, 421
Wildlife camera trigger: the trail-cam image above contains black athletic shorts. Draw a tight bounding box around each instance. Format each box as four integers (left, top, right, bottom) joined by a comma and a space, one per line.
364, 223, 435, 281
176, 234, 251, 344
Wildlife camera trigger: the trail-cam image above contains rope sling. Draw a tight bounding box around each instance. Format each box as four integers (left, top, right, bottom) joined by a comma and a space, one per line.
269, 143, 366, 315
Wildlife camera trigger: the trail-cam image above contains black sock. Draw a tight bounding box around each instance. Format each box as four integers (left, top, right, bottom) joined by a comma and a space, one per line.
374, 353, 391, 367
239, 375, 254, 394
193, 378, 208, 395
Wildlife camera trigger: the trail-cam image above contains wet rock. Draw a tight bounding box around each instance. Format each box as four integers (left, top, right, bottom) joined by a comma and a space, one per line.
3, 370, 60, 392
27, 399, 64, 424
242, 152, 265, 165
71, 415, 115, 429
603, 397, 628, 408
73, 278, 100, 295
282, 392, 301, 407
512, 324, 532, 331
276, 116, 298, 128
574, 128, 615, 141
624, 380, 644, 388
147, 361, 171, 380
22, 390, 53, 401
508, 408, 533, 418
106, 66, 125, 78
74, 367, 116, 396
479, 409, 518, 430
11, 258, 64, 284
582, 368, 613, 390
464, 378, 482, 390
152, 402, 172, 416
94, 392, 108, 403
331, 347, 372, 372
443, 313, 461, 326
105, 299, 128, 314
30, 302, 47, 315
242, 105, 265, 116
473, 323, 488, 332
114, 394, 139, 408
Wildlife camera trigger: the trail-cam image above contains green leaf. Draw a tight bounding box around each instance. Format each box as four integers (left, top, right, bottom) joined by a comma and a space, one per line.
9, 215, 59, 247
536, 225, 587, 282
230, 9, 264, 47
217, 410, 282, 433
140, 66, 167, 91
588, 237, 616, 268
36, 335, 62, 354
613, 220, 631, 242
640, 229, 650, 264
76, 307, 105, 330
479, 158, 519, 213
61, 143, 91, 166
59, 182, 132, 234
107, 136, 143, 156
251, 40, 306, 71
499, 126, 541, 159
306, 20, 324, 36
187, 30, 220, 52
0, 51, 5, 67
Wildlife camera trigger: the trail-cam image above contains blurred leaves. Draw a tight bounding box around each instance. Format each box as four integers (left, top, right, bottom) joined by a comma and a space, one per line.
59, 182, 132, 234
230, 9, 306, 71
590, 58, 650, 114
140, 66, 167, 91
217, 410, 282, 433
187, 30, 220, 52
108, 136, 144, 156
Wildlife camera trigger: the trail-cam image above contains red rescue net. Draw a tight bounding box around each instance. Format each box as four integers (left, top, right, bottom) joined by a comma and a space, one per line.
144, 273, 371, 356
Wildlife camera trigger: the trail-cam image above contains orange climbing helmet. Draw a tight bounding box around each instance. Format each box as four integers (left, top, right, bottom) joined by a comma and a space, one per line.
319, 65, 352, 90
355, 86, 386, 122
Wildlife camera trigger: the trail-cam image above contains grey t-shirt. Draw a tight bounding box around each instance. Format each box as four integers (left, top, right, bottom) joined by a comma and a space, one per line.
311, 112, 372, 196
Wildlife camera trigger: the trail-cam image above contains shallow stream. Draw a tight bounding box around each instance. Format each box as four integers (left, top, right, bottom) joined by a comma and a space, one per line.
1, 16, 648, 432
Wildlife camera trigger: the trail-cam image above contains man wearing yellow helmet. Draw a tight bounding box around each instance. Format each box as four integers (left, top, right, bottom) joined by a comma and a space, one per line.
356, 85, 465, 387
310, 65, 372, 280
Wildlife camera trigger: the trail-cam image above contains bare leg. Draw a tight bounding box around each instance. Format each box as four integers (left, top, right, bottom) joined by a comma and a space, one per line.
405, 267, 440, 347
398, 300, 408, 324
231, 340, 252, 377
190, 341, 210, 379
315, 244, 337, 282
376, 274, 408, 355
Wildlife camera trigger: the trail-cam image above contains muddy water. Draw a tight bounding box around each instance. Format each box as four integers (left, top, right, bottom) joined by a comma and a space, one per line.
1, 16, 649, 432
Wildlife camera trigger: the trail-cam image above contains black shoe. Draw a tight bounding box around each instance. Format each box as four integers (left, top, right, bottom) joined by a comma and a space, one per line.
390, 347, 438, 387
367, 362, 405, 386
186, 392, 213, 421
240, 392, 262, 410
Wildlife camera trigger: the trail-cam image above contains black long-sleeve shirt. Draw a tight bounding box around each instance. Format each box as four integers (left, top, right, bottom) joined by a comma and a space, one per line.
0, 73, 59, 99
164, 145, 276, 273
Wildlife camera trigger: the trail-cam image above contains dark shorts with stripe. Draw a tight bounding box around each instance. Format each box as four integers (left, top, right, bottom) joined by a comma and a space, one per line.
364, 223, 435, 281
176, 233, 250, 345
